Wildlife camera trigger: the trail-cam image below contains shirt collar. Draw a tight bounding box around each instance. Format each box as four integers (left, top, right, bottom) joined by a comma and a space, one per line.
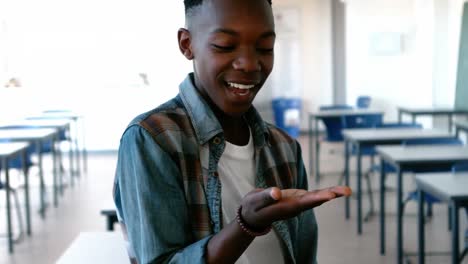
179, 73, 270, 147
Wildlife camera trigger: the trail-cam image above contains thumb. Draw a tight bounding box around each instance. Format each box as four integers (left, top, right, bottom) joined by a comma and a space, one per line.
254, 187, 281, 210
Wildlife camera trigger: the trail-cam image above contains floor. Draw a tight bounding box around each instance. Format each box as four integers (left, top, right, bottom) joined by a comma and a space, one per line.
0, 135, 467, 264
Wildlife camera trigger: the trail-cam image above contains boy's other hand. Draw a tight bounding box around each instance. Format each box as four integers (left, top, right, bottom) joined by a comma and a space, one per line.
240, 186, 352, 230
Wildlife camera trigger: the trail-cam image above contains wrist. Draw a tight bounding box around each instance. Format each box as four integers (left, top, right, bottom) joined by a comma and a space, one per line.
235, 206, 272, 237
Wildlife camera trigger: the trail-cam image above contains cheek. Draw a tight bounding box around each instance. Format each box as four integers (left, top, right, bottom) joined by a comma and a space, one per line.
262, 56, 274, 74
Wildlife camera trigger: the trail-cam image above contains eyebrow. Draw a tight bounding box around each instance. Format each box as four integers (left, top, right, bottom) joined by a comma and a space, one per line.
211, 28, 276, 39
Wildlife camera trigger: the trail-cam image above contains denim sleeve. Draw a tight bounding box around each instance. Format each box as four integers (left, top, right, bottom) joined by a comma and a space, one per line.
295, 142, 319, 264
114, 125, 212, 264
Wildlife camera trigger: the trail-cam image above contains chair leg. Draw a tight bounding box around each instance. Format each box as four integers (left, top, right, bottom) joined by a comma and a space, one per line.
426, 203, 433, 217
338, 171, 345, 186
363, 169, 375, 222
9, 186, 24, 242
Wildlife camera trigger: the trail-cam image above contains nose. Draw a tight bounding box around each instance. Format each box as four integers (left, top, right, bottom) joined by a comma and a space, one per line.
232, 48, 261, 72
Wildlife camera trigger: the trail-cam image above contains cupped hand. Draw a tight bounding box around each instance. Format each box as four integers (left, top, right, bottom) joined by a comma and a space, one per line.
240, 186, 352, 230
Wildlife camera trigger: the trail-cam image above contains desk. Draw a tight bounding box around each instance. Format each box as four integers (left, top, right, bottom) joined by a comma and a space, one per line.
27, 112, 86, 176
376, 145, 468, 264
455, 120, 468, 138
0, 119, 76, 187
56, 232, 130, 264
342, 128, 452, 234
0, 128, 60, 218
415, 172, 468, 264
0, 142, 29, 253
397, 107, 468, 132
308, 109, 384, 184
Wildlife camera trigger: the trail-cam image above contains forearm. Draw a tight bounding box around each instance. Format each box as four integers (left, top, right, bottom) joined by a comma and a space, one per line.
206, 221, 255, 264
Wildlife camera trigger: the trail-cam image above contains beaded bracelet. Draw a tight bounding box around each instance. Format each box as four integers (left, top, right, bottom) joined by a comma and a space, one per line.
236, 206, 272, 237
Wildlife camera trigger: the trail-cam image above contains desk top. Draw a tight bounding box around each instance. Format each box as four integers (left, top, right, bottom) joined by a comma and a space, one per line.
310, 109, 384, 118
376, 145, 468, 164
56, 232, 130, 264
0, 142, 29, 157
343, 128, 451, 142
415, 172, 468, 201
0, 119, 71, 129
0, 128, 57, 141
398, 107, 468, 115
455, 120, 468, 130
27, 112, 82, 120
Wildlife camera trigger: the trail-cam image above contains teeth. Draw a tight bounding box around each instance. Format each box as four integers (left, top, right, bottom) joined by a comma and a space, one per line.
228, 82, 255, 89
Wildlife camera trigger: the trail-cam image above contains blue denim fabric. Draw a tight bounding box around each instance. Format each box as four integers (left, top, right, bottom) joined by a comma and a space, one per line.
114, 74, 318, 264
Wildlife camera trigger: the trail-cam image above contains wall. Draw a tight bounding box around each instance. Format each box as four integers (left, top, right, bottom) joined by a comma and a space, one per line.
346, 0, 466, 125
255, 0, 334, 130
346, 0, 432, 122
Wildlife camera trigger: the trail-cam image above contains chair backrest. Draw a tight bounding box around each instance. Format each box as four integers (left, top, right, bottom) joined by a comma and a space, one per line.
402, 137, 463, 146
356, 96, 371, 109
452, 162, 468, 172
321, 117, 346, 142
319, 105, 353, 111
377, 122, 423, 129
344, 114, 383, 129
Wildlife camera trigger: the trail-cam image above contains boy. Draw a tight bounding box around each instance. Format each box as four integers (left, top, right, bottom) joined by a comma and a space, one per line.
113, 0, 351, 263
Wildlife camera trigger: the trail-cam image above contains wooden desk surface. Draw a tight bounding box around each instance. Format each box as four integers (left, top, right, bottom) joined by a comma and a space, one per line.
56, 232, 130, 264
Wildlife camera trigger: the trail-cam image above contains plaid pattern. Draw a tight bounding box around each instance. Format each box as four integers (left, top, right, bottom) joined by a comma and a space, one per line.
114, 74, 317, 263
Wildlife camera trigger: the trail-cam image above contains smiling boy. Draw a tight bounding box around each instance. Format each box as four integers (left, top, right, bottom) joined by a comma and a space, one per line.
113, 0, 351, 263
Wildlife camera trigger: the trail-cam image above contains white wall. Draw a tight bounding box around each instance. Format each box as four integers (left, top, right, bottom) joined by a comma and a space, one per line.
0, 0, 192, 150
346, 0, 466, 125
256, 0, 334, 129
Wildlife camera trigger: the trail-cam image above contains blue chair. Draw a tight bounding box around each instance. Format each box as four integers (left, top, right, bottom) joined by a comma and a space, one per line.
356, 96, 371, 109
402, 137, 464, 217
362, 122, 423, 220
316, 105, 353, 181
319, 105, 353, 142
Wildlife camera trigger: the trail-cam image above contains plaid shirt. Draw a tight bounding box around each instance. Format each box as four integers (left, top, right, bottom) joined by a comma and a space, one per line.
114, 74, 318, 264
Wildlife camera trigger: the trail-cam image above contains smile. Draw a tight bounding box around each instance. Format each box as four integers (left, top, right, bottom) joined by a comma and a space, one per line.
227, 82, 256, 89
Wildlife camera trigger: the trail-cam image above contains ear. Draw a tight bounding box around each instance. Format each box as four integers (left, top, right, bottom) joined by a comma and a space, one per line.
178, 28, 194, 60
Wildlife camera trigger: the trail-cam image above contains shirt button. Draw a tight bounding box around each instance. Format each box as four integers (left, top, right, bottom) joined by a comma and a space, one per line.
213, 137, 221, 145
213, 171, 219, 177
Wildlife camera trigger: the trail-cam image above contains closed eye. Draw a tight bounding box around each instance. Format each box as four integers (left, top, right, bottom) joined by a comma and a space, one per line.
258, 48, 274, 54
211, 44, 235, 52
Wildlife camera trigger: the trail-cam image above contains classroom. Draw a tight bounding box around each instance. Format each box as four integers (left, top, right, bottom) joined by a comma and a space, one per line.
1, 0, 468, 263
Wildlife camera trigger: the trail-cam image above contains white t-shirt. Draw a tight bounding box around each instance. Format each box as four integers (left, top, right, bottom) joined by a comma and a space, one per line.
218, 130, 285, 264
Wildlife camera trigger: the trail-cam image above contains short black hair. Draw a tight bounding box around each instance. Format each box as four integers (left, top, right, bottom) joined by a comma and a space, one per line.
184, 0, 272, 14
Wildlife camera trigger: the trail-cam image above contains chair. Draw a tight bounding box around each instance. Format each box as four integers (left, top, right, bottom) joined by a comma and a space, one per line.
319, 105, 353, 142
356, 96, 371, 109
402, 137, 464, 217
361, 122, 423, 220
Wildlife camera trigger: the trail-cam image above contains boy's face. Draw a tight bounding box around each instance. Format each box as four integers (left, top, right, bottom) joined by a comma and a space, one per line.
179, 0, 275, 117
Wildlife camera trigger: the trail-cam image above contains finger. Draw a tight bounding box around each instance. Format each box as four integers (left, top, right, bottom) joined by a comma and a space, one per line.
324, 186, 352, 197
250, 187, 281, 211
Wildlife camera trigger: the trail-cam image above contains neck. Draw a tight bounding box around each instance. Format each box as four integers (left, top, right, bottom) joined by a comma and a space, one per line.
214, 110, 250, 146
